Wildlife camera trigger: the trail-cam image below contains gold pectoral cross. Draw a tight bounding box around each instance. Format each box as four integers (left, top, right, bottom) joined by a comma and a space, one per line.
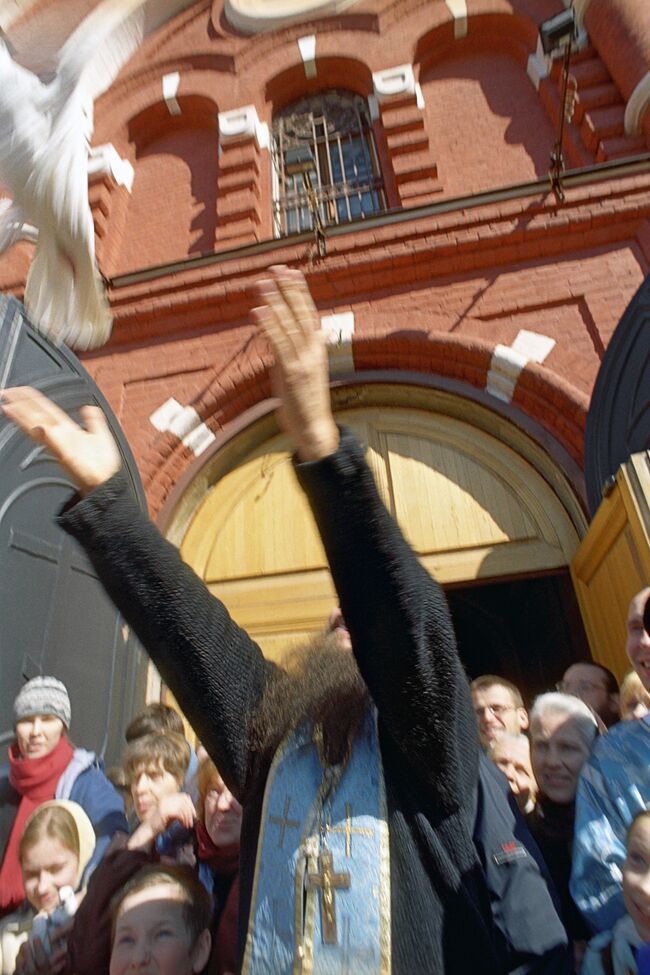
306, 850, 351, 945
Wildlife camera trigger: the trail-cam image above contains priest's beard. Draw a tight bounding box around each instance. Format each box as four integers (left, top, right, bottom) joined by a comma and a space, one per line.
250, 633, 371, 767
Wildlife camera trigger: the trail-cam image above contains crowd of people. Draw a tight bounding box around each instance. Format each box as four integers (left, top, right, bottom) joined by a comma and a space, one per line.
0, 266, 648, 974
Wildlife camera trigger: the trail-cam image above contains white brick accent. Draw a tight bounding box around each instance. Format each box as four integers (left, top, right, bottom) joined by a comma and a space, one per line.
218, 105, 269, 149
149, 397, 216, 457
527, 37, 550, 90
511, 329, 556, 362
373, 64, 417, 103
320, 311, 355, 344
445, 0, 467, 38
162, 72, 181, 116
298, 34, 317, 79
486, 330, 555, 403
88, 144, 135, 191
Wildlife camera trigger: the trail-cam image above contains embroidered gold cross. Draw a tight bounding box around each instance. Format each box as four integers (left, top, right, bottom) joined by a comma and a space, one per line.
328, 802, 373, 857
306, 850, 351, 944
269, 797, 299, 849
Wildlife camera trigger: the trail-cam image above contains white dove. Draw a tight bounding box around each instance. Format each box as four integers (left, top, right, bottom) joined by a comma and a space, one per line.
0, 0, 195, 350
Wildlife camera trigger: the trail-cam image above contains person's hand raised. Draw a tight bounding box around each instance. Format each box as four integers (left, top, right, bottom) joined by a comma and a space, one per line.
0, 386, 121, 494
127, 792, 196, 851
251, 265, 339, 462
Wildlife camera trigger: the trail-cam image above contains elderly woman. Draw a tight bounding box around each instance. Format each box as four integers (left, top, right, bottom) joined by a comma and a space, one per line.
0, 677, 127, 917
527, 691, 599, 964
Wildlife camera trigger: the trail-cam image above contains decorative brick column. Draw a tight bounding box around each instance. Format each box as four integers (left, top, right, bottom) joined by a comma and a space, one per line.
216, 105, 269, 246
87, 144, 134, 272
371, 64, 442, 208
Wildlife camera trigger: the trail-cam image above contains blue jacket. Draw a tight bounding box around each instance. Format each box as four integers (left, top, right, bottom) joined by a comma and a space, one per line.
571, 717, 650, 933
55, 748, 128, 879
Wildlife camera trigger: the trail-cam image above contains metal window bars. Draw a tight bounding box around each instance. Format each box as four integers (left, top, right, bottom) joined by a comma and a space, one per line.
272, 90, 386, 238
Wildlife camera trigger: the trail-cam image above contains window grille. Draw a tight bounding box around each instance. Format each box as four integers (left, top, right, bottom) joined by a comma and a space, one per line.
272, 90, 386, 238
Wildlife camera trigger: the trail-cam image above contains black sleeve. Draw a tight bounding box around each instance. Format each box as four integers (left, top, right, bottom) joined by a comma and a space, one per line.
294, 426, 479, 814
57, 472, 275, 800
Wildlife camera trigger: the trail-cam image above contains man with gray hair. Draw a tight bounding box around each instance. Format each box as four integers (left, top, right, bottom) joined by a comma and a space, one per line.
527, 693, 598, 965
571, 586, 650, 933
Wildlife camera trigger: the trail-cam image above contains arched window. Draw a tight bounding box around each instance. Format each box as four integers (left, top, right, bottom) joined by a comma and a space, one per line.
272, 89, 385, 237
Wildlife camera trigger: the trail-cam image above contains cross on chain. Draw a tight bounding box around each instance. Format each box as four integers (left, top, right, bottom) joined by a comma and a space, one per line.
269, 796, 299, 849
327, 802, 374, 857
306, 850, 350, 944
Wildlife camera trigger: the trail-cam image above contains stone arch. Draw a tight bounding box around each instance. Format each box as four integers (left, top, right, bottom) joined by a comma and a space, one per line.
156, 383, 587, 671
265, 56, 374, 112
351, 331, 589, 472
142, 330, 588, 521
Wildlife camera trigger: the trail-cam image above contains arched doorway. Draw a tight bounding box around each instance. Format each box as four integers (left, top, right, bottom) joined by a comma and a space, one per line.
165, 385, 589, 703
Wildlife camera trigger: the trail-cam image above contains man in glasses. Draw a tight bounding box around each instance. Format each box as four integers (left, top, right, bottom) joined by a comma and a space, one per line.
470, 674, 529, 750
557, 662, 619, 729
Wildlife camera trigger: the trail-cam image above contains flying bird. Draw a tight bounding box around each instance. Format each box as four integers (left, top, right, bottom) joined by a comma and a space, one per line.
0, 0, 195, 350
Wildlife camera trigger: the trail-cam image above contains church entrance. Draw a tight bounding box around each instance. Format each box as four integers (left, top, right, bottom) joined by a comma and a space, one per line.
163, 385, 592, 717
448, 571, 589, 704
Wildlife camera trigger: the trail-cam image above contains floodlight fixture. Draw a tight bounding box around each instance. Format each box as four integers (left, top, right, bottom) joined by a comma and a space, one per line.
539, 8, 577, 55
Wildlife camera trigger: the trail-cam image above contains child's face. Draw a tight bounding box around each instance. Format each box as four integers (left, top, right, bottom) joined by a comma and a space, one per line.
110, 883, 209, 975
623, 818, 650, 941
22, 836, 78, 914
130, 762, 181, 823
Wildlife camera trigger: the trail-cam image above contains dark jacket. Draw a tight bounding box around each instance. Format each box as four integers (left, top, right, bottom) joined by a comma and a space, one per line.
59, 426, 569, 974
476, 757, 571, 974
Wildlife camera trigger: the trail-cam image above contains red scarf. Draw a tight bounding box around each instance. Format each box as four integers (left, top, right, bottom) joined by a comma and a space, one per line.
0, 736, 74, 913
195, 822, 240, 975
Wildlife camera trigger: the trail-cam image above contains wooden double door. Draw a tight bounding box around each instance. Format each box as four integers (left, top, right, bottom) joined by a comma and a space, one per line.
172, 396, 600, 693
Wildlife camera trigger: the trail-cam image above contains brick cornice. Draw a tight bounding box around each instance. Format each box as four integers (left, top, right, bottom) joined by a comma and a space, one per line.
100, 168, 650, 347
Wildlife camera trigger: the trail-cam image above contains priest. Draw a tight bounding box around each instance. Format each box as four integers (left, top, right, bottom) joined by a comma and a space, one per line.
0, 267, 568, 973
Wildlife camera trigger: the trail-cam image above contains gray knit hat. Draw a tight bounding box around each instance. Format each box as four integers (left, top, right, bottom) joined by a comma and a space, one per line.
13, 676, 71, 729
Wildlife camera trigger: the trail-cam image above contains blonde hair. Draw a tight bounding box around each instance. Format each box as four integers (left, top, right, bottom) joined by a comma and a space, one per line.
19, 800, 96, 888
619, 670, 650, 720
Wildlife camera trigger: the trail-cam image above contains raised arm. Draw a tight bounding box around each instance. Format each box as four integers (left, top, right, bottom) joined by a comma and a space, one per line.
0, 387, 274, 798
252, 268, 478, 811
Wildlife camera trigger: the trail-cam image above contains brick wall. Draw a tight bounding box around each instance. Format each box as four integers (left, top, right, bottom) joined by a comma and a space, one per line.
2, 0, 649, 515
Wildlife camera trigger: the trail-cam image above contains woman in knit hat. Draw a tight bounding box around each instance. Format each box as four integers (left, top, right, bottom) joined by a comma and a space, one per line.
0, 677, 127, 919
0, 800, 95, 974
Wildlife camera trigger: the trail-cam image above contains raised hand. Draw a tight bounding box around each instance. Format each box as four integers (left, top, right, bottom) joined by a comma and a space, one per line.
251, 265, 339, 461
0, 386, 121, 494
127, 792, 196, 851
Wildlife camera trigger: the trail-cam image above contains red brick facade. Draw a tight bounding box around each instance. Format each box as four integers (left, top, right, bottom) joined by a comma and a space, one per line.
2, 0, 649, 518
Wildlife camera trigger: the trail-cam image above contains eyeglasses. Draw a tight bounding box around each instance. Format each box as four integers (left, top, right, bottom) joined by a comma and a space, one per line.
556, 680, 607, 695
473, 704, 516, 718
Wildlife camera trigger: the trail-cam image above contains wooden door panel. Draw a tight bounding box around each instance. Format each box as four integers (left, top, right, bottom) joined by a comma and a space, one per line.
571, 452, 650, 678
